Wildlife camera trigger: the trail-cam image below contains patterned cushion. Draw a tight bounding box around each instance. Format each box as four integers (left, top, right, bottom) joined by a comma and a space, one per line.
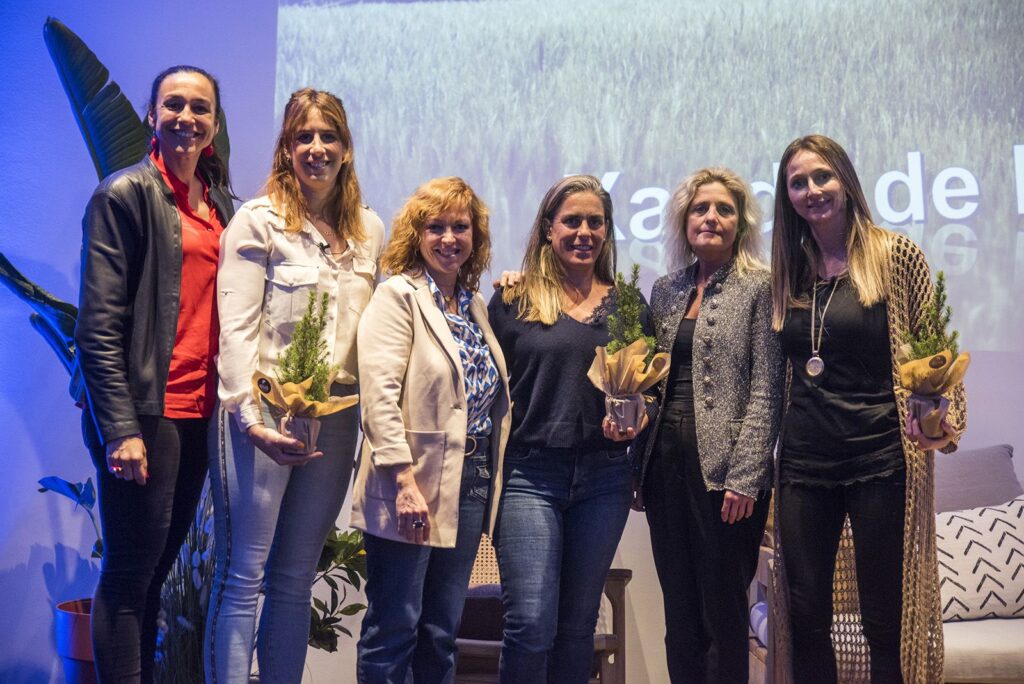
936, 496, 1024, 621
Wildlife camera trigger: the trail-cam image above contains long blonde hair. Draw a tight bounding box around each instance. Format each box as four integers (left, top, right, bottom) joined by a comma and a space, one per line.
380, 177, 491, 292
265, 88, 365, 243
665, 167, 765, 274
770, 134, 891, 331
503, 175, 616, 325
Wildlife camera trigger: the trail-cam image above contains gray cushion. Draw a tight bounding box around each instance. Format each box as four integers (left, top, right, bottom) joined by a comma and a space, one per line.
934, 444, 1022, 514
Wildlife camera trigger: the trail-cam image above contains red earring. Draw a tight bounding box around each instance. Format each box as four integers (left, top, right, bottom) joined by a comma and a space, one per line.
203, 145, 215, 158
150, 135, 159, 150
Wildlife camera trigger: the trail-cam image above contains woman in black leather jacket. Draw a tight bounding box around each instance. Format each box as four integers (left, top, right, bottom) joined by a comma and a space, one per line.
74, 65, 234, 682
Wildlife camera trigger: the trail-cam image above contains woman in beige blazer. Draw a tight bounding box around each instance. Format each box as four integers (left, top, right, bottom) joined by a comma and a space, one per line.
351, 177, 511, 683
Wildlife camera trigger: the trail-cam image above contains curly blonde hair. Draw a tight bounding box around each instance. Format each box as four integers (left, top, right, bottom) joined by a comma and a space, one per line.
265, 88, 365, 243
380, 177, 491, 292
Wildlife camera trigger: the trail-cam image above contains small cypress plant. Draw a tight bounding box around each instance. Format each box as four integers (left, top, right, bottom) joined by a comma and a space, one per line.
904, 270, 960, 360
276, 290, 337, 403
606, 264, 655, 363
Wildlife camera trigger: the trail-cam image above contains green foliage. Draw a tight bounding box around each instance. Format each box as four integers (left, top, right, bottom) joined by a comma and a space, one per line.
905, 271, 960, 360
43, 17, 149, 182
308, 528, 368, 652
606, 265, 655, 363
276, 291, 338, 402
38, 476, 103, 558
154, 487, 215, 683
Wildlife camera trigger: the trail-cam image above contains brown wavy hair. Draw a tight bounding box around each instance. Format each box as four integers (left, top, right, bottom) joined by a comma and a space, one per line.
503, 175, 616, 325
265, 88, 365, 242
770, 134, 891, 331
380, 177, 491, 292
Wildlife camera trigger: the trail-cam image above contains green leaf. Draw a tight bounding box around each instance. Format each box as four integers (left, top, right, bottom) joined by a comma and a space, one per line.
340, 603, 367, 616
43, 17, 149, 180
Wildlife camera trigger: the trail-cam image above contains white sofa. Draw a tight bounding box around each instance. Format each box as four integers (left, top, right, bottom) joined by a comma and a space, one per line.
934, 444, 1024, 683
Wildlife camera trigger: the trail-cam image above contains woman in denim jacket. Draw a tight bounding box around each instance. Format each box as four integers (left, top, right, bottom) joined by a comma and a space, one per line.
205, 88, 384, 683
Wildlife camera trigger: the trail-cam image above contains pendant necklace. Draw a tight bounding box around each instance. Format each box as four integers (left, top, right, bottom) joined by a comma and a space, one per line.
807, 277, 840, 377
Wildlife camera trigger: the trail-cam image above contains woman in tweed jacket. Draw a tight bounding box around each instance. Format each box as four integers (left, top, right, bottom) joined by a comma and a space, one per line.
769, 134, 966, 683
637, 167, 783, 683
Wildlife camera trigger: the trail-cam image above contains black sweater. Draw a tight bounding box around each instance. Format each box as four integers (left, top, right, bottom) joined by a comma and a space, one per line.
487, 288, 652, 451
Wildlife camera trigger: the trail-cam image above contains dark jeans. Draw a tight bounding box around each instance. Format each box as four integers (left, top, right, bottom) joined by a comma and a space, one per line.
644, 404, 768, 684
87, 414, 210, 683
358, 450, 492, 684
495, 445, 632, 684
778, 470, 906, 684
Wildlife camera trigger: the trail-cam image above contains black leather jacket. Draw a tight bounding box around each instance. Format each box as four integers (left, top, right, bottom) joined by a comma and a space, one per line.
74, 155, 235, 447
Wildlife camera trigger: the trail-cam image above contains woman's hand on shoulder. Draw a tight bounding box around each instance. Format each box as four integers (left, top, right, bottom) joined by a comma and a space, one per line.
721, 489, 755, 524
493, 270, 522, 289
105, 434, 149, 485
246, 424, 323, 466
904, 415, 957, 452
392, 466, 430, 544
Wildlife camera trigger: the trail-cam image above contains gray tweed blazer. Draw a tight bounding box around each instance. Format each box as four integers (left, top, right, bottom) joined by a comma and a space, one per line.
638, 259, 783, 497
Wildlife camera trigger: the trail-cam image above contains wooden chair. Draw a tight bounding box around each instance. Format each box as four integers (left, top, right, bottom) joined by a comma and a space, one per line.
454, 534, 632, 684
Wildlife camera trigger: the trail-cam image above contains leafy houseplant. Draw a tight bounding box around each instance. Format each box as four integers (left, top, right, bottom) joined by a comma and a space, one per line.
308, 528, 369, 652
587, 265, 669, 432
898, 271, 970, 439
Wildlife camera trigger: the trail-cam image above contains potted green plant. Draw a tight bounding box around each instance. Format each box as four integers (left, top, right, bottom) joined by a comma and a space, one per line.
898, 270, 971, 438
39, 477, 101, 684
252, 291, 359, 454
587, 264, 670, 432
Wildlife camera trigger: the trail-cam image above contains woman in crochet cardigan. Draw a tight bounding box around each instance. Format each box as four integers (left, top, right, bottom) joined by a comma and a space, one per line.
769, 134, 966, 683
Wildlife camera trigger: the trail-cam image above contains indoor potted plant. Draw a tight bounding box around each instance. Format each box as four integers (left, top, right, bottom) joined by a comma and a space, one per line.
587, 265, 670, 433
252, 290, 359, 454
897, 270, 971, 438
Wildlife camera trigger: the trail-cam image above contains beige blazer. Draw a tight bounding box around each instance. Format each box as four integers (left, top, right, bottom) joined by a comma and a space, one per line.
350, 272, 511, 548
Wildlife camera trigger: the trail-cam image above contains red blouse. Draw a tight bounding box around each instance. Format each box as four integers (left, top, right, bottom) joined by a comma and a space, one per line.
152, 151, 225, 419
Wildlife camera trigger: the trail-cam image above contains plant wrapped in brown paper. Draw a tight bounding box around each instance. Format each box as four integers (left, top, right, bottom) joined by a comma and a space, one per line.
898, 271, 970, 439
253, 291, 358, 453
587, 266, 670, 433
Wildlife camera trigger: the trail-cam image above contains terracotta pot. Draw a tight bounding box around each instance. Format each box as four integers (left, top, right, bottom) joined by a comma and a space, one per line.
55, 598, 96, 684
604, 393, 644, 434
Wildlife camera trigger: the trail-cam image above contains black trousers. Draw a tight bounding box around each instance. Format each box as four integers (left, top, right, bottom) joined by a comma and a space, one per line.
87, 414, 209, 683
644, 403, 769, 684
778, 470, 906, 684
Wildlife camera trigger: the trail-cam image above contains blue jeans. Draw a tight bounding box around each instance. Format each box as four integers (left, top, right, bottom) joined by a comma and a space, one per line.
495, 446, 632, 684
204, 387, 359, 684
357, 450, 491, 684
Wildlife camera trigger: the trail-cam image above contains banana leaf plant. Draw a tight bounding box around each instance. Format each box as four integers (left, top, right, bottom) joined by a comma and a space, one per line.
0, 17, 229, 405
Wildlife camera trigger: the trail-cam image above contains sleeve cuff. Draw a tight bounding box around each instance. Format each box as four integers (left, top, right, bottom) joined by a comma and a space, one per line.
369, 442, 414, 467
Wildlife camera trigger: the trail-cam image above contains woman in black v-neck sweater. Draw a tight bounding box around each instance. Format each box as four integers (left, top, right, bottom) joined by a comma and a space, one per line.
487, 175, 649, 684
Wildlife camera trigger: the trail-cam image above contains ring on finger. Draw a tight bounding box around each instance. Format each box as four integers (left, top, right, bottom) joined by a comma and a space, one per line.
411, 519, 425, 529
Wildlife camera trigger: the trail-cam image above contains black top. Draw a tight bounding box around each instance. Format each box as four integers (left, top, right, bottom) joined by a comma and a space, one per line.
487, 287, 652, 451
780, 276, 903, 486
664, 317, 696, 409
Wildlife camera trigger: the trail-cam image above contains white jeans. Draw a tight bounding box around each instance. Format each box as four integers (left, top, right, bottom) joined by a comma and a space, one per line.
204, 386, 359, 683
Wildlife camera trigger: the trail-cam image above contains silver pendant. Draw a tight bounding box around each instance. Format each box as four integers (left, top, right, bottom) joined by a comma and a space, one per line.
806, 354, 825, 377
